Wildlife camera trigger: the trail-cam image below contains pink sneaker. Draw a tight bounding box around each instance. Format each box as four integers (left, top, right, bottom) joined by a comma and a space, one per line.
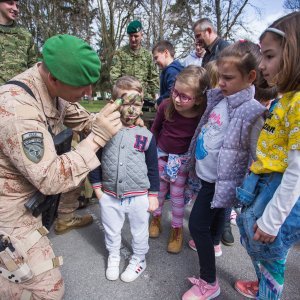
234, 280, 258, 299
214, 244, 222, 257
188, 239, 197, 251
182, 277, 220, 300
188, 240, 222, 257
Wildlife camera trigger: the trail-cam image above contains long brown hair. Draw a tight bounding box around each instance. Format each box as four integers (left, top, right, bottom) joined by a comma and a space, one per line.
260, 12, 300, 93
165, 65, 210, 121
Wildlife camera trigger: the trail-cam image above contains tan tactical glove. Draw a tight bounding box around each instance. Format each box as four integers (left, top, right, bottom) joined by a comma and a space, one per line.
92, 99, 123, 147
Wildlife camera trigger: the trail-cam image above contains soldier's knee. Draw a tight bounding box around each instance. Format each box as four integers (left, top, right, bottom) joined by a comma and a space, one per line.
30, 269, 64, 300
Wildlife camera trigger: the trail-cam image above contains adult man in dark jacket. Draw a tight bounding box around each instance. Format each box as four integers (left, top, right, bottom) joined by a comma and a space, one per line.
192, 18, 229, 68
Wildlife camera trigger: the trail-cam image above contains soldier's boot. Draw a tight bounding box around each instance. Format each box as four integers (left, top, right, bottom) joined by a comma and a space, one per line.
167, 227, 183, 254
149, 216, 162, 238
54, 214, 93, 235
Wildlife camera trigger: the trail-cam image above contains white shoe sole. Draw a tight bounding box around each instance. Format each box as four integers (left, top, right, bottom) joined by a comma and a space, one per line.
106, 269, 119, 281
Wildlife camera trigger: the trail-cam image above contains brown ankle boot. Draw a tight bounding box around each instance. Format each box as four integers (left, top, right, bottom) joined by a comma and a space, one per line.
167, 227, 183, 253
149, 216, 162, 238
54, 214, 93, 235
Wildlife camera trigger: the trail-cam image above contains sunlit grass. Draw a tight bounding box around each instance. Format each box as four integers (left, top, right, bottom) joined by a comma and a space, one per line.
79, 100, 107, 113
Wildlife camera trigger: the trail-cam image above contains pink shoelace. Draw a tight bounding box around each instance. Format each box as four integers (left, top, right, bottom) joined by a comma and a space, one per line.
187, 277, 214, 295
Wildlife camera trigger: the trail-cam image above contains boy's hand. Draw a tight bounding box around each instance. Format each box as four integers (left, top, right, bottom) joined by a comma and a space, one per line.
148, 196, 159, 212
135, 117, 145, 127
94, 188, 104, 200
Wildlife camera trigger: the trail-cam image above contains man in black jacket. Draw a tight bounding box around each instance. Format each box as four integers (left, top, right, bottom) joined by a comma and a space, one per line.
192, 18, 229, 68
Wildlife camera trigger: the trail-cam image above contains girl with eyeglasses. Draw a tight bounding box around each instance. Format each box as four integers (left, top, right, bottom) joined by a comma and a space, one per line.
182, 41, 267, 300
150, 65, 210, 254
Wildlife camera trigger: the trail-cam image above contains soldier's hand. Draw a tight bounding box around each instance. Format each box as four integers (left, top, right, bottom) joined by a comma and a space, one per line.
92, 99, 123, 147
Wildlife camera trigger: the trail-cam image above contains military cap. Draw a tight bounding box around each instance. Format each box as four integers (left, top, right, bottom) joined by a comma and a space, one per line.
42, 34, 101, 87
127, 20, 142, 34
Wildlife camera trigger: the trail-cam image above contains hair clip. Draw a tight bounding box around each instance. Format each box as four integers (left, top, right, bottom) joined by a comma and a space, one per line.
264, 27, 285, 38
239, 39, 247, 43
202, 86, 208, 95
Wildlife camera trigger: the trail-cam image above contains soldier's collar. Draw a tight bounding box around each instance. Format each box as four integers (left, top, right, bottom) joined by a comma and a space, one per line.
0, 21, 16, 28
129, 46, 142, 55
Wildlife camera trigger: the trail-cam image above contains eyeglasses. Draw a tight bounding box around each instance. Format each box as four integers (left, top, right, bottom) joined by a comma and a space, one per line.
171, 87, 195, 103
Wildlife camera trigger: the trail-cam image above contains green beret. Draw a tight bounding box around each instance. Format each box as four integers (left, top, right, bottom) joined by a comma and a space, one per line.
127, 20, 142, 34
42, 34, 101, 87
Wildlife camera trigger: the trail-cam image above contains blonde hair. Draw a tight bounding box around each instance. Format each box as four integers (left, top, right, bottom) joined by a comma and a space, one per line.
260, 12, 300, 93
112, 76, 143, 100
205, 61, 219, 88
165, 65, 210, 121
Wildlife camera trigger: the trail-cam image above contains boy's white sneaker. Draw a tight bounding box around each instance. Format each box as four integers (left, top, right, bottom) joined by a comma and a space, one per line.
120, 256, 147, 282
106, 254, 120, 281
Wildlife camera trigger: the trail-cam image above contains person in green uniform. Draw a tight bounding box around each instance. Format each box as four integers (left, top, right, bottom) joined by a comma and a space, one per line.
0, 0, 37, 85
110, 20, 159, 100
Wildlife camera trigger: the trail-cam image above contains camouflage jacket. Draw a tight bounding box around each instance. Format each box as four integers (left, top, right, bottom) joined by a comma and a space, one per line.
110, 45, 159, 99
0, 22, 37, 85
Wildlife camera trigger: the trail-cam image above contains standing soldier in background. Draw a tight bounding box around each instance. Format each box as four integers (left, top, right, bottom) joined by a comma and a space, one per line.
0, 0, 37, 85
110, 20, 159, 101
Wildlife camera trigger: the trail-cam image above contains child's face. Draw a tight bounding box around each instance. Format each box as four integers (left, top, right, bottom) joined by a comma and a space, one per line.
116, 90, 143, 126
153, 50, 168, 70
259, 32, 283, 86
218, 60, 255, 97
172, 81, 197, 114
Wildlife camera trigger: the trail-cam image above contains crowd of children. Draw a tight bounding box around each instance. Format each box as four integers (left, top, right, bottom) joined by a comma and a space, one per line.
91, 12, 300, 300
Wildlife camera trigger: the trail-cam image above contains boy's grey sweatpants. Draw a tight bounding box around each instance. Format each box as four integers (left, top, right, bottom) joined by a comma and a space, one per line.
99, 193, 150, 257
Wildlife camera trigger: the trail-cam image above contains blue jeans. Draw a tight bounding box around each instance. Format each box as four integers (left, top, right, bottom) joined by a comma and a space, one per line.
237, 172, 300, 261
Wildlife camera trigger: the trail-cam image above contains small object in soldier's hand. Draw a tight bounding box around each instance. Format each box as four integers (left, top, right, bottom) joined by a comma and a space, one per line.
115, 98, 124, 106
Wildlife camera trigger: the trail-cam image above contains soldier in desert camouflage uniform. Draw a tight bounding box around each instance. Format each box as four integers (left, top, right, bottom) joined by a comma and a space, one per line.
0, 0, 87, 235
0, 34, 122, 299
0, 0, 37, 85
110, 20, 159, 100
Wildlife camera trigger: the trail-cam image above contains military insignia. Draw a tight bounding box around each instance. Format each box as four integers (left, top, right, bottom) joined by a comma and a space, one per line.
22, 132, 44, 163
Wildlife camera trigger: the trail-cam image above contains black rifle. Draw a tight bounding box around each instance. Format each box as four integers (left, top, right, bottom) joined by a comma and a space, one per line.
6, 81, 73, 230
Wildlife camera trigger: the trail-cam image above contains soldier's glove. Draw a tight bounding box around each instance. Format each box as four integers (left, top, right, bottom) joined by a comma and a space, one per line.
92, 99, 123, 147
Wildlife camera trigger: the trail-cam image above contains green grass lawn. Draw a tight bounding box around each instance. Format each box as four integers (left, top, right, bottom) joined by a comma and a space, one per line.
80, 100, 107, 112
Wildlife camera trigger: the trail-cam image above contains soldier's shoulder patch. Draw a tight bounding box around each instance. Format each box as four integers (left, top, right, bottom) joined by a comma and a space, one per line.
22, 132, 44, 163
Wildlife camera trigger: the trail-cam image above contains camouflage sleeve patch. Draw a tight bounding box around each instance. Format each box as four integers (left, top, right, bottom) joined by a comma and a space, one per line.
22, 132, 44, 163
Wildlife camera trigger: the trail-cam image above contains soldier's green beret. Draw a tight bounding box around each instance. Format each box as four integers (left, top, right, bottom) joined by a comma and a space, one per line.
42, 34, 101, 87
127, 20, 142, 34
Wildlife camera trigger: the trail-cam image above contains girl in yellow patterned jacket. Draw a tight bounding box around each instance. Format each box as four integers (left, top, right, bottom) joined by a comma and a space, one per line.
234, 12, 300, 300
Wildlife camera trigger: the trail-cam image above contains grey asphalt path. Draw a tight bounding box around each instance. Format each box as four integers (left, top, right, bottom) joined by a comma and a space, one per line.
49, 201, 300, 300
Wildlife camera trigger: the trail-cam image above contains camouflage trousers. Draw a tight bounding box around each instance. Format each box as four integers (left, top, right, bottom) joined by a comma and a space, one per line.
56, 133, 93, 220
0, 224, 64, 300
57, 176, 93, 220
57, 187, 81, 220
